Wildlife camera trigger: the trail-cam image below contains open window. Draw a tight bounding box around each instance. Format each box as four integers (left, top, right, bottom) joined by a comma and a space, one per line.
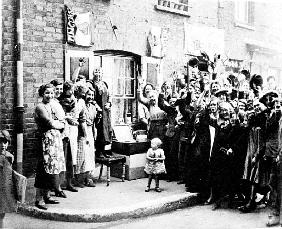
234, 1, 255, 28
65, 50, 163, 129
93, 50, 142, 126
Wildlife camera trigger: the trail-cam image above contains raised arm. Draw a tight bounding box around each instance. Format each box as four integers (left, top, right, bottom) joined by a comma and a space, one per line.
72, 58, 85, 83
137, 76, 150, 106
137, 89, 150, 106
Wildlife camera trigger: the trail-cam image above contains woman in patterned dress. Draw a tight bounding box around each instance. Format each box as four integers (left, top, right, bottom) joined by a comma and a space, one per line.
34, 84, 65, 210
50, 79, 67, 198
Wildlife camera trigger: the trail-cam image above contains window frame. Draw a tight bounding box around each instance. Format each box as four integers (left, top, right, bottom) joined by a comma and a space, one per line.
95, 53, 140, 125
234, 1, 255, 29
155, 0, 191, 17
112, 58, 136, 99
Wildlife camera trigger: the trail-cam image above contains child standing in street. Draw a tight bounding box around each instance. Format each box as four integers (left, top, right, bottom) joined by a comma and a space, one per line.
144, 138, 166, 192
0, 130, 27, 228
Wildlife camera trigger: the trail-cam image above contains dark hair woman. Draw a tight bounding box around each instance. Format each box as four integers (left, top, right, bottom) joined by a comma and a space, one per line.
249, 74, 263, 98
34, 83, 66, 210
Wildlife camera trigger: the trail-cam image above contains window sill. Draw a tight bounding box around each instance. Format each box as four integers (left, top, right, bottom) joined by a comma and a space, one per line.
235, 22, 255, 31
155, 4, 190, 17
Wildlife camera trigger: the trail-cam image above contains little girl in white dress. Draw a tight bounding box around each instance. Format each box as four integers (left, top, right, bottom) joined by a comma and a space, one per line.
144, 138, 166, 192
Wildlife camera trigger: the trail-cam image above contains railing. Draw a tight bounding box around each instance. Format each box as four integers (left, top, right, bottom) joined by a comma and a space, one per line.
155, 0, 191, 17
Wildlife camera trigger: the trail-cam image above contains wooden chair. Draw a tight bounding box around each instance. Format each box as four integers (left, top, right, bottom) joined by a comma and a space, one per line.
96, 155, 126, 186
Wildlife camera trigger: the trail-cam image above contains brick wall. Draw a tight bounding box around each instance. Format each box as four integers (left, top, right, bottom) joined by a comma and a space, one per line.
2, 0, 17, 167
1, 0, 282, 176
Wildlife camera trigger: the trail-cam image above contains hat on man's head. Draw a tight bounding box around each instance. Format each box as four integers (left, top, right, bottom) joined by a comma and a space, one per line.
197, 56, 209, 72
188, 57, 199, 68
0, 130, 11, 142
241, 69, 250, 80
259, 90, 279, 104
238, 99, 247, 106
215, 88, 229, 97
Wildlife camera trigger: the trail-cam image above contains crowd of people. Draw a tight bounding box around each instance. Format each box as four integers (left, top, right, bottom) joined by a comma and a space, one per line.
31, 54, 282, 226
33, 64, 112, 211
137, 60, 282, 226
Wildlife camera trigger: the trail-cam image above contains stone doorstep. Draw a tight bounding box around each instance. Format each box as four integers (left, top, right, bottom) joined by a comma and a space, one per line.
24, 164, 108, 205
17, 193, 199, 223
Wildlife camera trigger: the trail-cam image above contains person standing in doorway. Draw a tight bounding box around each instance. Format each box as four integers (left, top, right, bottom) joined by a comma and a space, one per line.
92, 68, 113, 158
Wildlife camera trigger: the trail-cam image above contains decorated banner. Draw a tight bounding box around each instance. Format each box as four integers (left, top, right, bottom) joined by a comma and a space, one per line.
184, 23, 224, 58
65, 6, 92, 47
148, 26, 169, 58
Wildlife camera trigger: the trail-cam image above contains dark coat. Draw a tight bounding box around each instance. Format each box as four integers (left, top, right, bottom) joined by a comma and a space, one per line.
94, 81, 112, 145
210, 122, 234, 196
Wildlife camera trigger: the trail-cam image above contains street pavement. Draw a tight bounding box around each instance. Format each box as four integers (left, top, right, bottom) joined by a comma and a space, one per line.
2, 177, 276, 228
17, 177, 197, 222
4, 205, 275, 229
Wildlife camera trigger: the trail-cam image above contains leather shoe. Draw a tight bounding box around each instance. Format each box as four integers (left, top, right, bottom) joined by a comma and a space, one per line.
204, 200, 213, 205
35, 201, 48, 210
44, 198, 59, 204
74, 182, 85, 188
145, 187, 150, 192
85, 179, 96, 187
66, 185, 78, 192
155, 187, 162, 192
212, 203, 220, 211
238, 202, 256, 213
55, 191, 67, 198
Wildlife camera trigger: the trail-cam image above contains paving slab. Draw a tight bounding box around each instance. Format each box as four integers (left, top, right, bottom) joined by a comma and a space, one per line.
18, 178, 198, 222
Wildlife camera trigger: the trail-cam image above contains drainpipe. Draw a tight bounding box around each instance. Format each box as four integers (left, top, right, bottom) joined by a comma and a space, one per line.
16, 0, 24, 174
0, 0, 2, 129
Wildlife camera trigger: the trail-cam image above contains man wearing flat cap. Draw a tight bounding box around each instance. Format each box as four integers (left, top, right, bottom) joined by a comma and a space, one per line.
259, 90, 279, 110
215, 88, 229, 103
257, 90, 282, 226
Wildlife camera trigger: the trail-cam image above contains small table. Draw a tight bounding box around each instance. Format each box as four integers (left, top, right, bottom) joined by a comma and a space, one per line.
111, 140, 150, 180
96, 155, 126, 186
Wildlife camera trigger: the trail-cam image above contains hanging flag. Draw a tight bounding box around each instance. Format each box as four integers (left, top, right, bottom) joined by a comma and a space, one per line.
147, 26, 169, 58
74, 12, 91, 46
65, 5, 92, 47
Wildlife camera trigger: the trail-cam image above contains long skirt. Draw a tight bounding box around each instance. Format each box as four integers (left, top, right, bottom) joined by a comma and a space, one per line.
148, 120, 167, 141
34, 130, 62, 190
76, 136, 86, 174
43, 129, 65, 174
76, 126, 96, 174
34, 160, 60, 190
84, 126, 95, 172
243, 127, 270, 186
68, 125, 78, 165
